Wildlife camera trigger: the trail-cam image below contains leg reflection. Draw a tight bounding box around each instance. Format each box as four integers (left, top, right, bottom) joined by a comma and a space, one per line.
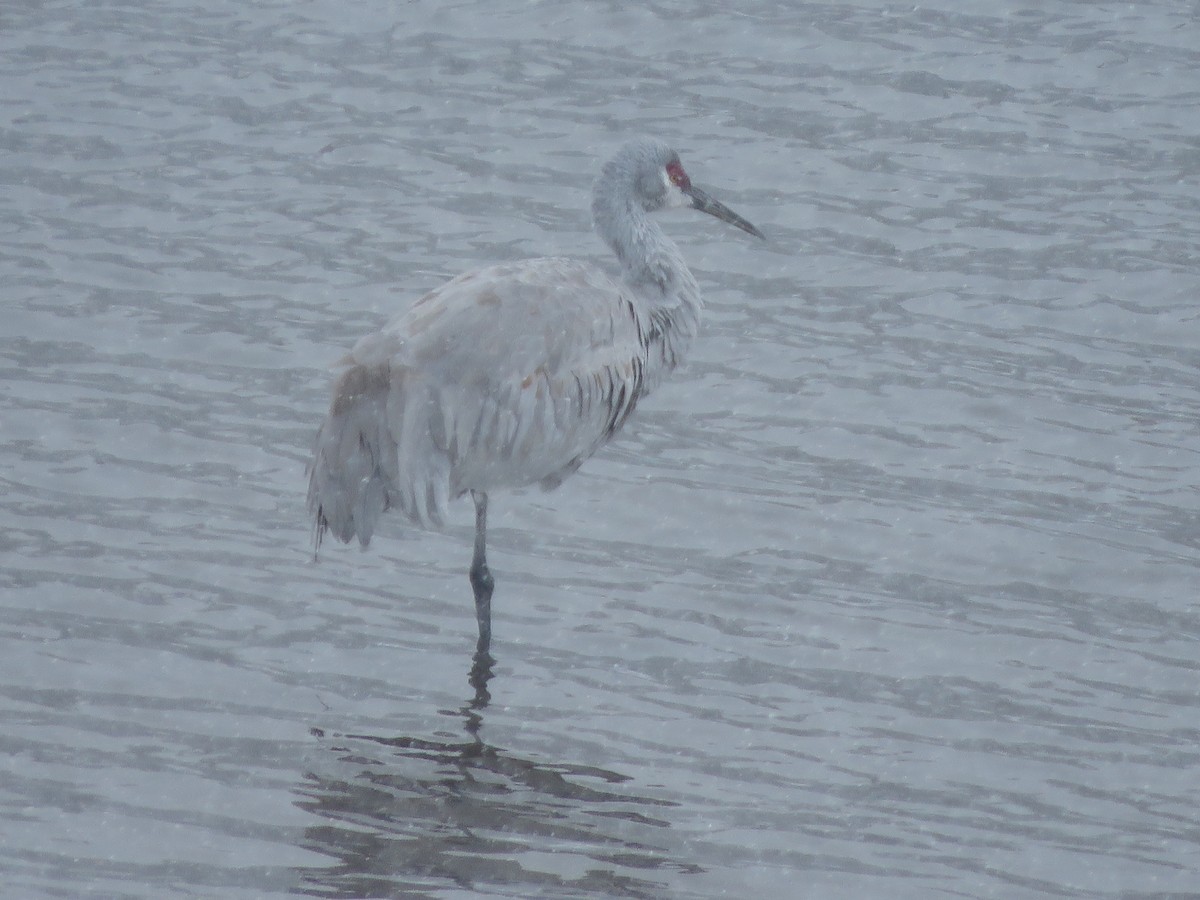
464, 645, 495, 740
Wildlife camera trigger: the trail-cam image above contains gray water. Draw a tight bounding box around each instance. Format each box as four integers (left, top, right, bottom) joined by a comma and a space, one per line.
2, 1, 1198, 897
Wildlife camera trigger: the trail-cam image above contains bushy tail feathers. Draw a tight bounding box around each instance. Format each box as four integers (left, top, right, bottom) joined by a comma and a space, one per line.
307, 364, 449, 552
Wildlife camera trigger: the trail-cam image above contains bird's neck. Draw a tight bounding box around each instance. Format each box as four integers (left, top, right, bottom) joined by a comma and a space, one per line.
592, 196, 702, 383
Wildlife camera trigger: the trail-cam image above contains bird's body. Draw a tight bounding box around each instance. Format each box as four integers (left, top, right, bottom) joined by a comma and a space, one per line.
307, 138, 762, 653
312, 258, 650, 541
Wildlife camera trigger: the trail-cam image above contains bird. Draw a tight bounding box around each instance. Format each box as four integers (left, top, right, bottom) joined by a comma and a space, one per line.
307, 137, 763, 655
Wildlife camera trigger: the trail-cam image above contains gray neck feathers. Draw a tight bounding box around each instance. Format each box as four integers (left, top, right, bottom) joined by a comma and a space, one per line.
591, 172, 703, 385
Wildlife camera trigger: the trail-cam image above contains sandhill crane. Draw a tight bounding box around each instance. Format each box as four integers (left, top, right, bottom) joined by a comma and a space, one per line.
307, 137, 763, 655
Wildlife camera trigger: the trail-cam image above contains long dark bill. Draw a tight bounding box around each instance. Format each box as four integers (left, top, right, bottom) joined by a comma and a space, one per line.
687, 185, 765, 240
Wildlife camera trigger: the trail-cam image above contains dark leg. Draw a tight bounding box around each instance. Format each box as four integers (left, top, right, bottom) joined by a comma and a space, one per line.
469, 490, 494, 654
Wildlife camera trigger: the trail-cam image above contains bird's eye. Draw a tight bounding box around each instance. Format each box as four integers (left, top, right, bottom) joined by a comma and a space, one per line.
666, 160, 690, 190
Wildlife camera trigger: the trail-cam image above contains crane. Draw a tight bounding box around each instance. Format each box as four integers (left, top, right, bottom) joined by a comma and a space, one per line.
307, 137, 763, 655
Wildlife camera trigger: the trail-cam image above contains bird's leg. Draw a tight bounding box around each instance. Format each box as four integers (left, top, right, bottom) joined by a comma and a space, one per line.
469, 490, 494, 654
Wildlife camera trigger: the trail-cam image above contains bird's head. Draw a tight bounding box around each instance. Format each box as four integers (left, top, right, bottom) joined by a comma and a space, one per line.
605, 137, 764, 240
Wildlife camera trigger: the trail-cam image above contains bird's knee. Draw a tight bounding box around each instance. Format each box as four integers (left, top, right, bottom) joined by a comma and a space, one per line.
470, 563, 494, 602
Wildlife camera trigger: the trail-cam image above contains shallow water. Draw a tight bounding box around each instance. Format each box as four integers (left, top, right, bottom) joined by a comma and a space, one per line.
2, 1, 1198, 897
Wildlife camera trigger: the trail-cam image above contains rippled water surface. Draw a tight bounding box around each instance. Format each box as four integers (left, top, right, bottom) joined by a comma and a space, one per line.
3, 1, 1198, 897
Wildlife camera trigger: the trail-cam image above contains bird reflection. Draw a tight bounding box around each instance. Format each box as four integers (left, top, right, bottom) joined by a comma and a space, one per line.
293, 652, 693, 898
467, 643, 494, 720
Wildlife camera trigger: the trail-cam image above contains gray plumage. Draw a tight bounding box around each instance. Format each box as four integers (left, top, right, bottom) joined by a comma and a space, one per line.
307, 137, 762, 652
